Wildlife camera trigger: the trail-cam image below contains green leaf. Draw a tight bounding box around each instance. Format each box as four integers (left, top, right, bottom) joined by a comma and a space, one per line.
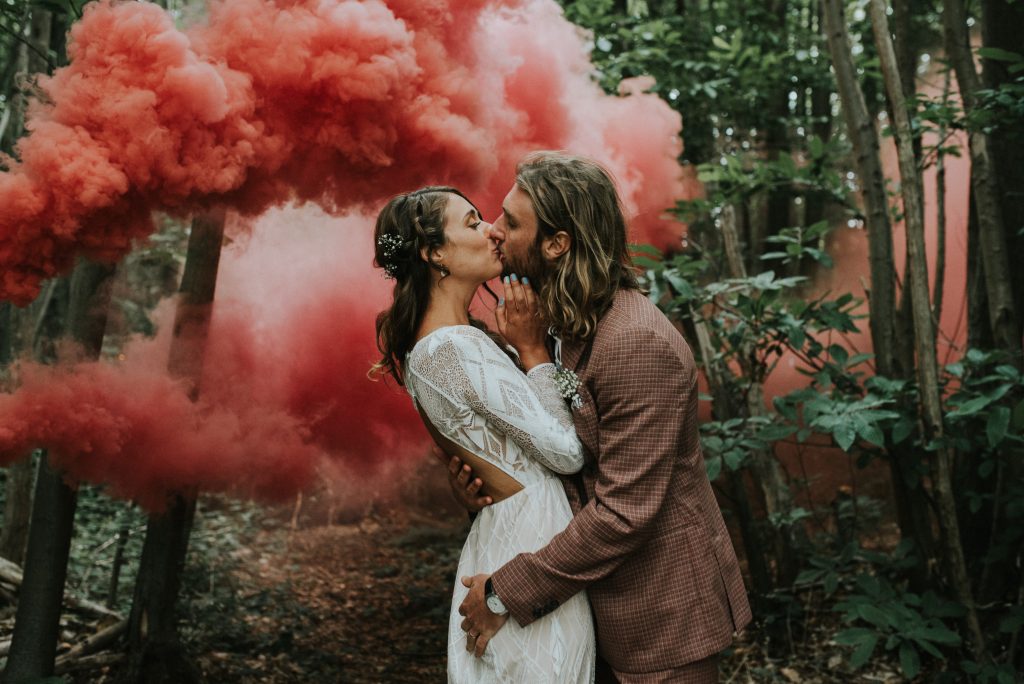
795, 568, 824, 585
705, 455, 722, 481
987, 406, 1010, 447
858, 421, 885, 448
905, 626, 962, 646
1013, 399, 1024, 431
835, 627, 876, 645
892, 417, 916, 445
712, 35, 731, 50
835, 422, 857, 452
899, 642, 921, 679
849, 632, 879, 669
855, 603, 894, 628
977, 47, 1024, 62
809, 136, 825, 159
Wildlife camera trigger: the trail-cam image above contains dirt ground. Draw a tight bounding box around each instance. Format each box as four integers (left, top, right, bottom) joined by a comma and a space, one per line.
53, 462, 906, 683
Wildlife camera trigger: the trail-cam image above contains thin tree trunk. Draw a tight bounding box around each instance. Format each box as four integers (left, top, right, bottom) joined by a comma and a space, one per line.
106, 507, 133, 609
821, 0, 898, 379
0, 303, 33, 566
870, 0, 988, 661
3, 259, 116, 684
980, 0, 1024, 344
720, 203, 802, 584
822, 0, 936, 580
932, 68, 950, 327
966, 189, 994, 350
0, 303, 11, 366
691, 312, 774, 598
127, 210, 226, 684
0, 459, 34, 565
942, 0, 1022, 365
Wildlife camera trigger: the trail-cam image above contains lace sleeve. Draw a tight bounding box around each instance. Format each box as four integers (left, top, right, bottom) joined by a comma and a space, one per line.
525, 363, 576, 433
440, 331, 584, 475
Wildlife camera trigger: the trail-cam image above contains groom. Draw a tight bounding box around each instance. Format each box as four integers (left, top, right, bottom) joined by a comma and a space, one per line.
449, 151, 751, 682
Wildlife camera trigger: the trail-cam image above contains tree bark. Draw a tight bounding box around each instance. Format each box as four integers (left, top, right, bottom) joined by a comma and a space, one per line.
980, 0, 1024, 342
870, 0, 988, 660
127, 210, 226, 684
822, 0, 936, 579
691, 311, 774, 598
0, 458, 34, 565
942, 0, 1022, 364
821, 0, 898, 379
932, 68, 950, 328
3, 258, 117, 684
720, 203, 802, 584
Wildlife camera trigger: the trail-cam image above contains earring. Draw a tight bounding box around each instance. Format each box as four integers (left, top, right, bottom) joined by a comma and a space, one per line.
439, 264, 450, 278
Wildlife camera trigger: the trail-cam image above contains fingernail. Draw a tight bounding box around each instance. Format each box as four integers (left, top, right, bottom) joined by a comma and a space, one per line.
503, 276, 510, 284
510, 273, 518, 282
498, 297, 504, 305
522, 277, 529, 285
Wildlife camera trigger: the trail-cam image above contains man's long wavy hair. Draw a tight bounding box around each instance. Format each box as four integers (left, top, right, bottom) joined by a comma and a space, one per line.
517, 152, 640, 342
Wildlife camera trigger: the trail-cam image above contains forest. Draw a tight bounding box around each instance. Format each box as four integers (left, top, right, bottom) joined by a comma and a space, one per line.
0, 0, 1021, 681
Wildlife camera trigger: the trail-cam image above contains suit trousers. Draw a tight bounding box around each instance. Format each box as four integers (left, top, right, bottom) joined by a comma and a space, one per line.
596, 653, 719, 684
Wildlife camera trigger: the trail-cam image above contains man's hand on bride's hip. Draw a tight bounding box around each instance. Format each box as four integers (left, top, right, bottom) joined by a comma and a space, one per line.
495, 274, 550, 370
433, 448, 492, 514
459, 574, 509, 657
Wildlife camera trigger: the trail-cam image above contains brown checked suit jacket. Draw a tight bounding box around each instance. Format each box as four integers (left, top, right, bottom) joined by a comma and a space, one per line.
491, 288, 752, 674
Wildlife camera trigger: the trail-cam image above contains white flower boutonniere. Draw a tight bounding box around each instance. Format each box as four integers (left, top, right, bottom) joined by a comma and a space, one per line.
554, 364, 583, 410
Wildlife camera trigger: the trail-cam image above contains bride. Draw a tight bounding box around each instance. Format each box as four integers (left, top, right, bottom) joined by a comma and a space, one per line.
371, 186, 596, 683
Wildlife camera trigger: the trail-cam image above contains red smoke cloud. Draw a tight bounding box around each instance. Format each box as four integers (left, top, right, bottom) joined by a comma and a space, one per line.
0, 0, 687, 305
0, 0, 690, 506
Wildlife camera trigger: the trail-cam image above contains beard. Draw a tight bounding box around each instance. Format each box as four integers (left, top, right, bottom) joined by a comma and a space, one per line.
501, 240, 549, 287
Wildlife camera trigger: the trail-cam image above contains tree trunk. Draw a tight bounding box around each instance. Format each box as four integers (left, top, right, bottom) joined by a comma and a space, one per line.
127, 210, 226, 684
870, 0, 988, 660
691, 312, 774, 598
942, 0, 1022, 365
980, 0, 1024, 342
0, 458, 34, 565
821, 0, 898, 379
0, 304, 33, 566
932, 69, 950, 326
966, 189, 994, 350
720, 203, 802, 584
3, 259, 116, 684
822, 0, 937, 580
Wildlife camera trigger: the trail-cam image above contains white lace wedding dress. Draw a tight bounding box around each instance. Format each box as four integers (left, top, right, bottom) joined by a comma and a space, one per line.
405, 325, 596, 684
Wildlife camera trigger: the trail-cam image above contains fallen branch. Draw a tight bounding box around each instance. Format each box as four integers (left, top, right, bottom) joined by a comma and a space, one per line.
0, 556, 124, 621
55, 618, 129, 667
54, 651, 125, 676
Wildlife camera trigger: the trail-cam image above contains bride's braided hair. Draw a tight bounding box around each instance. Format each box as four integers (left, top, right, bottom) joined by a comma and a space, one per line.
371, 187, 515, 385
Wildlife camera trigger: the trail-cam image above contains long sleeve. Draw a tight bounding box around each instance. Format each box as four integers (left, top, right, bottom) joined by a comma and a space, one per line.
407, 328, 584, 476
491, 325, 695, 626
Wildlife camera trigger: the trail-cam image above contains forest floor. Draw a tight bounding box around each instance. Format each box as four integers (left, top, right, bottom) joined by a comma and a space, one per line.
35, 481, 909, 684
157, 504, 907, 683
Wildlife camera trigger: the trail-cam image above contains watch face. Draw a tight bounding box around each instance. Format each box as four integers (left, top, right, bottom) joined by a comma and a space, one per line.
486, 595, 505, 613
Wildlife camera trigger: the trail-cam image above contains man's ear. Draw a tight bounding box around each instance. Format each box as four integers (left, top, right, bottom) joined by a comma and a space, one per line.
542, 230, 572, 260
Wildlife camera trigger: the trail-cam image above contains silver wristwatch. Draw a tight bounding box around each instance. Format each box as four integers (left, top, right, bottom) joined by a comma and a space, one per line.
485, 578, 508, 615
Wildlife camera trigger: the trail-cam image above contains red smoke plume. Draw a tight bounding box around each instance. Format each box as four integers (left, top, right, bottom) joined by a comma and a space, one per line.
0, 0, 686, 305
0, 0, 690, 506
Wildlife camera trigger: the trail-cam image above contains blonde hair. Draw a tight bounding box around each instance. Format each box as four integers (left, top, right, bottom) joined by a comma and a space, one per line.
515, 151, 639, 342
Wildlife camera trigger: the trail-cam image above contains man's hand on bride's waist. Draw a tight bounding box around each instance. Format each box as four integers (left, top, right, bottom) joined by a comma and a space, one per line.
433, 447, 493, 514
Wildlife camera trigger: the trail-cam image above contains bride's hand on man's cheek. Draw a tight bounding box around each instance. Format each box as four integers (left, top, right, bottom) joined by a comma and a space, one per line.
495, 275, 549, 367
